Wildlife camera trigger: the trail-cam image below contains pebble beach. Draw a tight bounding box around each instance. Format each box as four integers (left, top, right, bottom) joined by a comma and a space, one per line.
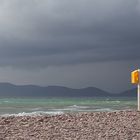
0, 111, 140, 140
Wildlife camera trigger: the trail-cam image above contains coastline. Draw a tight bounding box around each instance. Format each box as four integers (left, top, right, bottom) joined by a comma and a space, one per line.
0, 111, 140, 139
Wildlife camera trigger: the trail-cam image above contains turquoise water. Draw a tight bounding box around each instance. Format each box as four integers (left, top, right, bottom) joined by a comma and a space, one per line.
0, 97, 137, 116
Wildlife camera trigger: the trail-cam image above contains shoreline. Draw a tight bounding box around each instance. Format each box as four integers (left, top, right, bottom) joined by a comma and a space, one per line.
0, 111, 140, 139
0, 108, 135, 117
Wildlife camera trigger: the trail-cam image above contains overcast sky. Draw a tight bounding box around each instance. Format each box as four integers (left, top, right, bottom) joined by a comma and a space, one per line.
0, 0, 140, 93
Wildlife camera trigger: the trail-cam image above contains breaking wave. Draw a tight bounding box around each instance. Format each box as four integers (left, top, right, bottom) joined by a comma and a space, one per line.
1, 111, 64, 117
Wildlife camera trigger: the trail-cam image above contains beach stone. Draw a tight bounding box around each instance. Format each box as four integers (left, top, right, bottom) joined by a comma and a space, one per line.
0, 111, 140, 139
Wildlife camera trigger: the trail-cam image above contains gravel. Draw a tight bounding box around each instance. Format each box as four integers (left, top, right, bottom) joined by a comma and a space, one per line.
0, 111, 140, 140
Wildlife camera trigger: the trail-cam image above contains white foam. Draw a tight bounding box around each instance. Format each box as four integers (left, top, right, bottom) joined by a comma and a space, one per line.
51, 105, 89, 112
115, 101, 121, 103
30, 107, 43, 111
3, 101, 9, 103
1, 111, 64, 117
94, 108, 114, 112
69, 105, 89, 109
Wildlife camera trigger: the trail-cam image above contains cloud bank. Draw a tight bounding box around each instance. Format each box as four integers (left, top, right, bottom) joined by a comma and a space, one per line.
0, 0, 140, 68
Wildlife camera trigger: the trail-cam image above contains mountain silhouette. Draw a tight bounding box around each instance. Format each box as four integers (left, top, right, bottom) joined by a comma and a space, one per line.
0, 83, 136, 97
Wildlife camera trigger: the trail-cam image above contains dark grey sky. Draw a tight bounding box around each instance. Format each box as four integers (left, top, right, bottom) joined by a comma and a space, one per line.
0, 0, 140, 92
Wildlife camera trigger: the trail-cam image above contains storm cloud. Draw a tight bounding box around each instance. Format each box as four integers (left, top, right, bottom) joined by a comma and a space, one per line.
0, 0, 140, 92
0, 0, 140, 67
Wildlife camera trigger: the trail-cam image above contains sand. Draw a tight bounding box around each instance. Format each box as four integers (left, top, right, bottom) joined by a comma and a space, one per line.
0, 111, 140, 140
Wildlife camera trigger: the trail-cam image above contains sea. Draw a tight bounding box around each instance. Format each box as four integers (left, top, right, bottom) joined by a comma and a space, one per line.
0, 97, 137, 116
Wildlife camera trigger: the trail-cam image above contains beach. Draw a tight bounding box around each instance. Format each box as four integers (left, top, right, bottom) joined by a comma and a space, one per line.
0, 111, 140, 140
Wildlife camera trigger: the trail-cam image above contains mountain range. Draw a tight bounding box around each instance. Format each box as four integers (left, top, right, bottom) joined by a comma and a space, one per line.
0, 83, 137, 97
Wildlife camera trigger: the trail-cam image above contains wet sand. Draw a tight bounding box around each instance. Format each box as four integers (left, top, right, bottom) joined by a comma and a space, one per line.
0, 111, 140, 140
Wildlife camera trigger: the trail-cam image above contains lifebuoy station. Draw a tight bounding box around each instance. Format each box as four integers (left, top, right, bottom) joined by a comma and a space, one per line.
131, 69, 140, 111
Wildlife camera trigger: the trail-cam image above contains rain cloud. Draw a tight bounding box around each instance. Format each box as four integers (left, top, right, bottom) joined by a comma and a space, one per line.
0, 0, 140, 92
0, 0, 140, 68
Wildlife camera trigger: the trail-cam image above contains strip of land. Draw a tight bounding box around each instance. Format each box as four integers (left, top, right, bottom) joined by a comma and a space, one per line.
0, 111, 140, 139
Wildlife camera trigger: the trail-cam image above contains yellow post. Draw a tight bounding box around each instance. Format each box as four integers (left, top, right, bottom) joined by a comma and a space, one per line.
131, 69, 140, 111
131, 70, 139, 84
138, 69, 140, 111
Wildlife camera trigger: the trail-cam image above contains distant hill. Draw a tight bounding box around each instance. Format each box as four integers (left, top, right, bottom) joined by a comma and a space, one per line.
0, 83, 137, 97
118, 88, 137, 97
